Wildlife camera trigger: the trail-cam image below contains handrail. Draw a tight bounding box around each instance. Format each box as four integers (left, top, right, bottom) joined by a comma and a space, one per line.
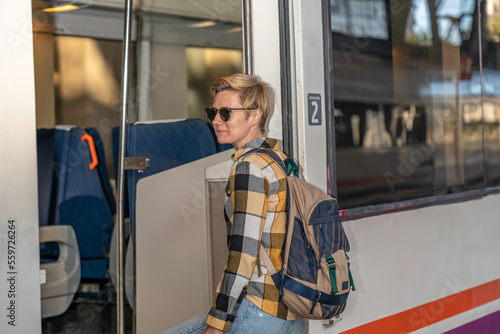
243, 0, 253, 74
278, 0, 294, 158
80, 134, 99, 170
117, 0, 134, 333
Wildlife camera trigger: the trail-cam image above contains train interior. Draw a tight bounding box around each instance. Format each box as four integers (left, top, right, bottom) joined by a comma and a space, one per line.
28, 0, 500, 333
33, 1, 243, 332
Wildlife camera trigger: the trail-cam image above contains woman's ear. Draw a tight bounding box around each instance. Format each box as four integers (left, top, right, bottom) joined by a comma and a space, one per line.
252, 108, 263, 123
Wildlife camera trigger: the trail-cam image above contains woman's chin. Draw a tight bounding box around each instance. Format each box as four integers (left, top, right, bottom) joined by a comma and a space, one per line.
216, 135, 230, 144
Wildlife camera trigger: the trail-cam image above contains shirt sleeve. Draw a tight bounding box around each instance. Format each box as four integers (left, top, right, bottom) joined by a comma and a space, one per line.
205, 159, 268, 331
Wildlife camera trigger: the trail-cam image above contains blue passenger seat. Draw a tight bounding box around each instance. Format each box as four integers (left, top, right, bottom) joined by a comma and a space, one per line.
126, 119, 218, 197
37, 128, 57, 228
37, 127, 115, 280
86, 128, 116, 215
37, 129, 59, 262
109, 118, 227, 308
112, 119, 223, 219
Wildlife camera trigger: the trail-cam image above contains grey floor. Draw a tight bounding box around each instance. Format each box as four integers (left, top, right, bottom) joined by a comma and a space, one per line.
42, 285, 134, 334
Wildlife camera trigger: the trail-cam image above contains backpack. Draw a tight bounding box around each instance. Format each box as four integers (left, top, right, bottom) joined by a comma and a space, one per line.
244, 148, 355, 320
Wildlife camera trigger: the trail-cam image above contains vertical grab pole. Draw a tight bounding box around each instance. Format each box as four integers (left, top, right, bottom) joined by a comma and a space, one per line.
117, 0, 133, 333
278, 0, 294, 157
321, 0, 337, 198
243, 0, 253, 75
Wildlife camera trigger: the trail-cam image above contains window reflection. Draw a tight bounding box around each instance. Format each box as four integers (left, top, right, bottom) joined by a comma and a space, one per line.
404, 0, 433, 46
484, 0, 500, 187
330, 0, 497, 209
486, 0, 500, 41
330, 0, 388, 39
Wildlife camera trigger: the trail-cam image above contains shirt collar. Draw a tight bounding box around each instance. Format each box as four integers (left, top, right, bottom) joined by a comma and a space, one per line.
232, 137, 281, 161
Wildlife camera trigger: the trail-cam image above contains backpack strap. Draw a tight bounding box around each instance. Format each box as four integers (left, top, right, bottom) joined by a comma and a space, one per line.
259, 246, 277, 276
239, 148, 298, 281
260, 246, 283, 288
282, 276, 349, 306
239, 148, 286, 278
249, 148, 299, 177
241, 148, 287, 173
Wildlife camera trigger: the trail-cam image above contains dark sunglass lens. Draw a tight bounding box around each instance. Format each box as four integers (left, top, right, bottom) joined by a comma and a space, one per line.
219, 108, 231, 121
205, 108, 217, 121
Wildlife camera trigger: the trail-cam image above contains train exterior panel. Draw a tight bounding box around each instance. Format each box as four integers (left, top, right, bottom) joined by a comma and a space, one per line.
311, 193, 500, 333
0, 1, 42, 333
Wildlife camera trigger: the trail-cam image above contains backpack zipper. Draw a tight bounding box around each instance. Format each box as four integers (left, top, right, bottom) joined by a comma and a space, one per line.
319, 224, 327, 269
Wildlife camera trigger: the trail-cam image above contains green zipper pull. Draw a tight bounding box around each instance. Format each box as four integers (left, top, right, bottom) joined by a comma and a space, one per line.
284, 157, 299, 176
326, 255, 339, 294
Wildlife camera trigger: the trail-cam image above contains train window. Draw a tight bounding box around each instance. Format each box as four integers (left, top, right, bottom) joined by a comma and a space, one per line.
186, 47, 243, 120
330, 0, 389, 39
133, 9, 243, 124
330, 0, 500, 210
483, 1, 500, 189
37, 10, 243, 178
52, 36, 134, 177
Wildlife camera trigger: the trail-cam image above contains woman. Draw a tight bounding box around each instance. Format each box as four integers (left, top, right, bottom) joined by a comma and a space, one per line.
164, 73, 304, 334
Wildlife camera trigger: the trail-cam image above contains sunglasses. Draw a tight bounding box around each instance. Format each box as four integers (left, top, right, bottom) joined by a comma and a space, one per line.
205, 107, 253, 122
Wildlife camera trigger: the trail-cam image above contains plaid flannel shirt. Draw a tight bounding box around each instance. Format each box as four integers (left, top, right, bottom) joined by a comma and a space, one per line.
205, 137, 298, 331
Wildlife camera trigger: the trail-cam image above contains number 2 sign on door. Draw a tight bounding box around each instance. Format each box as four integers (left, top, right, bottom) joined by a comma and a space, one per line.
308, 94, 322, 126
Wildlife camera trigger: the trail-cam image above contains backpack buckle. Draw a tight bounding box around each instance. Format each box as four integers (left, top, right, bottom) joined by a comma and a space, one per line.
310, 291, 322, 314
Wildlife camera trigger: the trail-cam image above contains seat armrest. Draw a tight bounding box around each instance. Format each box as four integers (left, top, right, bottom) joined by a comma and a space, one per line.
40, 225, 81, 318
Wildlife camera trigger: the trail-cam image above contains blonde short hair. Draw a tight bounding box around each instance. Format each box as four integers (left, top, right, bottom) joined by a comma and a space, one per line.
210, 73, 275, 133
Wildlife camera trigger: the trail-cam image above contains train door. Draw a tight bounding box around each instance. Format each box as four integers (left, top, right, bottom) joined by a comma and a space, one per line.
28, 1, 249, 333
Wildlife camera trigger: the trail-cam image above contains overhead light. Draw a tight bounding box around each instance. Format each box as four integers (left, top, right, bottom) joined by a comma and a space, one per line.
189, 21, 217, 28
226, 27, 242, 33
42, 4, 79, 12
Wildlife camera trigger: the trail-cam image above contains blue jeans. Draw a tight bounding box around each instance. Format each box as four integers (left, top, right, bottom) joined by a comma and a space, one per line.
161, 298, 305, 334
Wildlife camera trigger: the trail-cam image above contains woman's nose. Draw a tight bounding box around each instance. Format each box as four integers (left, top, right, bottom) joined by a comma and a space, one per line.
212, 111, 223, 125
